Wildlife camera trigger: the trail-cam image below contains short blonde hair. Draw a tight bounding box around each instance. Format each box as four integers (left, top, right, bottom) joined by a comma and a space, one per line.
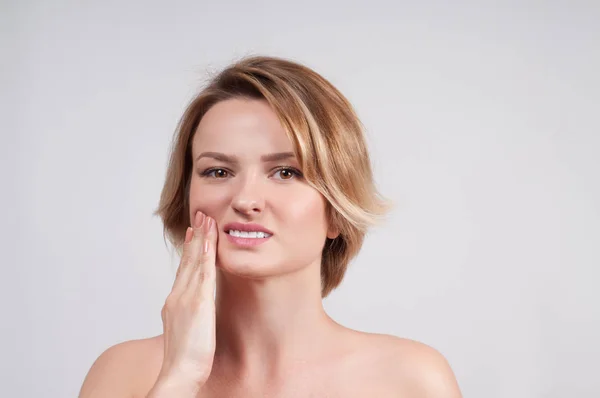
154, 55, 392, 297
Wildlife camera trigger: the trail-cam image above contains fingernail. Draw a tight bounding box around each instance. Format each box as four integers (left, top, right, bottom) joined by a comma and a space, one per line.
203, 239, 210, 253
184, 227, 193, 243
204, 217, 213, 233
194, 212, 205, 228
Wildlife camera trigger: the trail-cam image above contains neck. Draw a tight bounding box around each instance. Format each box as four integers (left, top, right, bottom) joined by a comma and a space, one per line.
213, 260, 338, 380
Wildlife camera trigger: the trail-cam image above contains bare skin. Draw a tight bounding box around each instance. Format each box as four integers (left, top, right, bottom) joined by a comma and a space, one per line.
80, 331, 461, 397
79, 98, 462, 397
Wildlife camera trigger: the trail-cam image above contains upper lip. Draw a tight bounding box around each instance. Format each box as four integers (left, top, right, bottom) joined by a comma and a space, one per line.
223, 222, 274, 235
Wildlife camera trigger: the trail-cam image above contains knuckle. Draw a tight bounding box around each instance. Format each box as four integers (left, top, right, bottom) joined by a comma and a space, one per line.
190, 294, 203, 308
200, 248, 213, 262
198, 252, 207, 264
197, 269, 214, 283
181, 253, 194, 267
164, 294, 178, 309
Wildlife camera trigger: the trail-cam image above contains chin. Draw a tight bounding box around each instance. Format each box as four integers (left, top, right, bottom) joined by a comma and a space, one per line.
216, 255, 276, 279
216, 253, 300, 280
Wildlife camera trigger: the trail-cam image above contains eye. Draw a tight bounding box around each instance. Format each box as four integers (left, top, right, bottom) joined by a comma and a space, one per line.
201, 168, 230, 179
200, 166, 302, 180
272, 167, 303, 181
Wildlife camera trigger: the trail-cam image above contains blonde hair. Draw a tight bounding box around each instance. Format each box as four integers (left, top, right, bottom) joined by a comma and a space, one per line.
154, 55, 392, 297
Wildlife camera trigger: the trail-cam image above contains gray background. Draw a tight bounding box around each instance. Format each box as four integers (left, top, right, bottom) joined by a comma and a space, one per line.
2, 1, 599, 397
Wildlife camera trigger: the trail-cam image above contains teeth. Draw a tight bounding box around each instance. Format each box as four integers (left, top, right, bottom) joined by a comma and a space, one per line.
228, 230, 271, 238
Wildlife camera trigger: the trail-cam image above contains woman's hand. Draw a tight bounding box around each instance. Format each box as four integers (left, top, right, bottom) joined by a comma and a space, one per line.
148, 211, 218, 397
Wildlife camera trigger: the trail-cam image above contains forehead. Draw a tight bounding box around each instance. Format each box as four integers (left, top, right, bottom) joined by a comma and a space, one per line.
193, 98, 293, 154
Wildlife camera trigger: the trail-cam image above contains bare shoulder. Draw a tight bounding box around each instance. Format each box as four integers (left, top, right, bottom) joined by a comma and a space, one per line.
78, 335, 163, 398
354, 332, 463, 398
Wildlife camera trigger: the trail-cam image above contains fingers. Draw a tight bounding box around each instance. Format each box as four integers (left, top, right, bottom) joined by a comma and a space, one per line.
171, 211, 206, 294
186, 214, 218, 298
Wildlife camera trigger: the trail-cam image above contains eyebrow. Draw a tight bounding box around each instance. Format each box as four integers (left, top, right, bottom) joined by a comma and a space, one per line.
195, 151, 296, 164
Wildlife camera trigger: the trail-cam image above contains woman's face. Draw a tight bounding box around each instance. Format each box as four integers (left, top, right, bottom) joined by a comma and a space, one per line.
189, 98, 337, 278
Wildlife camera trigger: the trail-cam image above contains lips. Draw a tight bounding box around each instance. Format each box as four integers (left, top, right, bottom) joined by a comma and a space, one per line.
222, 222, 274, 235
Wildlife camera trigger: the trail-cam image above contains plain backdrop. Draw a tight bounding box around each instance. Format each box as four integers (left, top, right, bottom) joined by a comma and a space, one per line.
2, 1, 599, 397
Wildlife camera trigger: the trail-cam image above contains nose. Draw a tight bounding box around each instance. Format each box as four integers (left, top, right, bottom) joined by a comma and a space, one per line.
231, 172, 265, 217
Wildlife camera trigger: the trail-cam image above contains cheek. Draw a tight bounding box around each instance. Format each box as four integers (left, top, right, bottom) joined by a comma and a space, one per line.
191, 187, 228, 204
279, 193, 328, 237
188, 182, 230, 218
274, 194, 329, 267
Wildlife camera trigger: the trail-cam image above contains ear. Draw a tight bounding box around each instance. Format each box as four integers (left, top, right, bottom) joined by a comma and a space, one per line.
324, 202, 340, 239
326, 225, 340, 240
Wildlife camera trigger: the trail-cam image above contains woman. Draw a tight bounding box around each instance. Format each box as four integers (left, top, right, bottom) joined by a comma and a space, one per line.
79, 55, 462, 397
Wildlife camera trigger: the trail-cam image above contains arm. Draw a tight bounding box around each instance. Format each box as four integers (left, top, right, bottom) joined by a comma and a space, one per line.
80, 214, 217, 398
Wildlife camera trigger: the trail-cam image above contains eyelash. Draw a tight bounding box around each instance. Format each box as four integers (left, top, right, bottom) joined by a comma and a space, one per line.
200, 166, 303, 180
